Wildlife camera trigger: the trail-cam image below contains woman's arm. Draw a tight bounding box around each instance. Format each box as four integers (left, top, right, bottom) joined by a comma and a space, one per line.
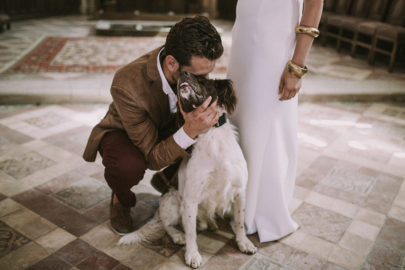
279, 0, 324, 101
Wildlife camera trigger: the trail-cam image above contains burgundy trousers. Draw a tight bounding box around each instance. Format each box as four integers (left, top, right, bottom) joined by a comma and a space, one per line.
99, 130, 147, 207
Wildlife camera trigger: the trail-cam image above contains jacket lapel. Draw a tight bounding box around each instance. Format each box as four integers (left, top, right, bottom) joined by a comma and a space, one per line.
145, 47, 171, 129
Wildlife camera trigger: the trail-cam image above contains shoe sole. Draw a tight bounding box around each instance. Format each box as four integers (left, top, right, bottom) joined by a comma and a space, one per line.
109, 222, 133, 236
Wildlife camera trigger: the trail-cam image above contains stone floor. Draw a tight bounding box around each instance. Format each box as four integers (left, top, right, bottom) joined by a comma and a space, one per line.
0, 101, 404, 270
0, 15, 404, 270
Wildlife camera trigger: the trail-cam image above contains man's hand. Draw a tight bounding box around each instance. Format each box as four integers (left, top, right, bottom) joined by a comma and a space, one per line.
180, 97, 220, 139
278, 68, 302, 101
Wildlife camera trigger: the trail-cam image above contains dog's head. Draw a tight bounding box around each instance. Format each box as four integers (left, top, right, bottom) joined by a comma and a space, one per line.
177, 71, 237, 114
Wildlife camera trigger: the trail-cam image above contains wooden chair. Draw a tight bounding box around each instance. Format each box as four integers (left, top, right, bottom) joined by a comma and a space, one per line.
0, 13, 10, 32
320, 0, 352, 45
370, 0, 405, 71
325, 0, 369, 51
350, 0, 391, 59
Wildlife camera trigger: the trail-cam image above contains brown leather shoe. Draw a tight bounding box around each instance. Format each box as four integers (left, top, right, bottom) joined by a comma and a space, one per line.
110, 193, 133, 235
151, 162, 180, 194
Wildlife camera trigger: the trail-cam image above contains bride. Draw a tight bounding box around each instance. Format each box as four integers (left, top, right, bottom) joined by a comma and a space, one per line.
227, 0, 324, 242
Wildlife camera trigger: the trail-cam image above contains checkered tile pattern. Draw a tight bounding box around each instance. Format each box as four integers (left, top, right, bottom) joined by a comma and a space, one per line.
0, 102, 404, 270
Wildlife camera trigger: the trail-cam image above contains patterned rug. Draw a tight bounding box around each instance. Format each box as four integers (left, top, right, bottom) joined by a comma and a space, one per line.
7, 36, 229, 75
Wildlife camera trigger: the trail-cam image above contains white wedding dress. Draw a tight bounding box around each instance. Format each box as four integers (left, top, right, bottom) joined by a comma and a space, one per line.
227, 0, 302, 242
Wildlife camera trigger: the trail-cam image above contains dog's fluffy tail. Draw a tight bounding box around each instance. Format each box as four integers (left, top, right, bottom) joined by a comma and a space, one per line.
118, 211, 165, 245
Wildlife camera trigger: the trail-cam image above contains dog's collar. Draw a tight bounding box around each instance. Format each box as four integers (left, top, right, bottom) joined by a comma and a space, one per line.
214, 113, 227, 128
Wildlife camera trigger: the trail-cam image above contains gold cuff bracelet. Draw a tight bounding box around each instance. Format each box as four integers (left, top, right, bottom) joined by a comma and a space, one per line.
295, 26, 320, 38
286, 60, 308, 78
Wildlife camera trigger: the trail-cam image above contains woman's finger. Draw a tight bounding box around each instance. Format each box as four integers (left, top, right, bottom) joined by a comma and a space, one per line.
278, 77, 285, 95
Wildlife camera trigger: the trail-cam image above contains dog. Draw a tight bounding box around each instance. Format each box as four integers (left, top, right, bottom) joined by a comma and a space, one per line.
118, 71, 257, 268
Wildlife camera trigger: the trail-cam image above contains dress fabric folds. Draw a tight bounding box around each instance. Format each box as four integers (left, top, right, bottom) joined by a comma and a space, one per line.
227, 0, 302, 242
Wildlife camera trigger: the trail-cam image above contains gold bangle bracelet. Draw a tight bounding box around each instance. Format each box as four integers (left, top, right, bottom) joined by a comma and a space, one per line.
295, 26, 320, 38
286, 60, 308, 78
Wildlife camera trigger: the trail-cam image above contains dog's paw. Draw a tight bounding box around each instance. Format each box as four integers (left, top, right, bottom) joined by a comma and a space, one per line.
118, 233, 141, 246
237, 238, 257, 255
185, 249, 202, 268
171, 232, 186, 245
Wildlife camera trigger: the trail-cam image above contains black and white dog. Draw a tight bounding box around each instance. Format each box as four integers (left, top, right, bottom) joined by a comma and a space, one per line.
119, 72, 257, 268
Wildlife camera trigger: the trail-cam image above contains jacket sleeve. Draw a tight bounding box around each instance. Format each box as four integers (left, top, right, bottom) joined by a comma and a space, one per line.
111, 85, 189, 170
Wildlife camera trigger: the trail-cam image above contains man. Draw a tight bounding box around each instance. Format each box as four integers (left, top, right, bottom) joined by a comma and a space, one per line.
83, 16, 223, 235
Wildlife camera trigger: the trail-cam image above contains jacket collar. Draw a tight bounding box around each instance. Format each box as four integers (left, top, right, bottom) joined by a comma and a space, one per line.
146, 46, 164, 82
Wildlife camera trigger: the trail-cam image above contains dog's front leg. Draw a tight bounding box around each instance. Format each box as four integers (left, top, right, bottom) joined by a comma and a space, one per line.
182, 200, 202, 268
233, 192, 257, 254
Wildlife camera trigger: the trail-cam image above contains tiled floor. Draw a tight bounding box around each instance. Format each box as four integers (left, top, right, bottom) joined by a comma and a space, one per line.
0, 101, 404, 270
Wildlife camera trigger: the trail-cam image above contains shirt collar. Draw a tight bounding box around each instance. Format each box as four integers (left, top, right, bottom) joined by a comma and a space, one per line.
157, 48, 176, 97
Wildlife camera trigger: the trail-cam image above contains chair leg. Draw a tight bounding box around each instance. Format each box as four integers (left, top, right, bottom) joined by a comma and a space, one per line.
368, 36, 378, 65
351, 31, 358, 57
388, 40, 398, 73
321, 24, 328, 46
337, 28, 343, 52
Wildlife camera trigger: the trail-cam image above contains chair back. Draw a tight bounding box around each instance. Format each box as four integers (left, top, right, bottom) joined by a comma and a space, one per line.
335, 0, 352, 14
367, 0, 390, 21
324, 0, 336, 11
384, 0, 405, 25
349, 0, 369, 17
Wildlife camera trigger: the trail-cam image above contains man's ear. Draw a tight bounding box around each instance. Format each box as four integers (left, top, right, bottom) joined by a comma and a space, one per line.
164, 55, 180, 73
214, 79, 237, 114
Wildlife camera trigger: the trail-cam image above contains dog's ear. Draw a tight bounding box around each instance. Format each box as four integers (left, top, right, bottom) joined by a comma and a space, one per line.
214, 79, 237, 114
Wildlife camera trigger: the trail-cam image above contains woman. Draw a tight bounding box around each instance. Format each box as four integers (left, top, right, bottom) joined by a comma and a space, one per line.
227, 0, 323, 242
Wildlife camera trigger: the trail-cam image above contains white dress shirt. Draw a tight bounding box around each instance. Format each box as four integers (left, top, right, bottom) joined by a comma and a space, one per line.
157, 49, 196, 149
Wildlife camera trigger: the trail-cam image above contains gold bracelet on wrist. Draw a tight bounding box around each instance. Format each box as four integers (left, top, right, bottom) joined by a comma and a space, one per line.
286, 60, 308, 78
295, 26, 320, 38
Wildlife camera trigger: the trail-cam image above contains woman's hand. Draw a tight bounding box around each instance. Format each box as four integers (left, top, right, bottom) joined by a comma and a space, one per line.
278, 68, 302, 101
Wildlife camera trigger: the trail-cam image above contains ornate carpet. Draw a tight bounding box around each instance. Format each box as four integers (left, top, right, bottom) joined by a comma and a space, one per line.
8, 36, 229, 75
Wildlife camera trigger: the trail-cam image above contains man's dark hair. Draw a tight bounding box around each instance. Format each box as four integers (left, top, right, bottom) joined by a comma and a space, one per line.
163, 16, 223, 66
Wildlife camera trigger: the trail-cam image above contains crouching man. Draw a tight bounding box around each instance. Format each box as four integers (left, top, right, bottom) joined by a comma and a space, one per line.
82, 16, 223, 234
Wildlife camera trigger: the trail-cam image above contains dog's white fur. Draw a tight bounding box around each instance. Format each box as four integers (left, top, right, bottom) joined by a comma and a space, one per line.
118, 109, 257, 268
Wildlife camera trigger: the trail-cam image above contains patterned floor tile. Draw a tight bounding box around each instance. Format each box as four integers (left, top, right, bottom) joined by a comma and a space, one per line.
13, 189, 100, 237
283, 249, 327, 270
292, 203, 352, 244
35, 170, 84, 195
0, 220, 31, 259
200, 242, 254, 270
240, 253, 285, 270
1, 207, 56, 240
53, 177, 110, 211
0, 241, 48, 270
0, 151, 55, 180
43, 125, 93, 156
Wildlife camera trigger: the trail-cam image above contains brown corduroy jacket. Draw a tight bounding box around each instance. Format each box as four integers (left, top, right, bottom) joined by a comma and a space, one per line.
82, 47, 189, 170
